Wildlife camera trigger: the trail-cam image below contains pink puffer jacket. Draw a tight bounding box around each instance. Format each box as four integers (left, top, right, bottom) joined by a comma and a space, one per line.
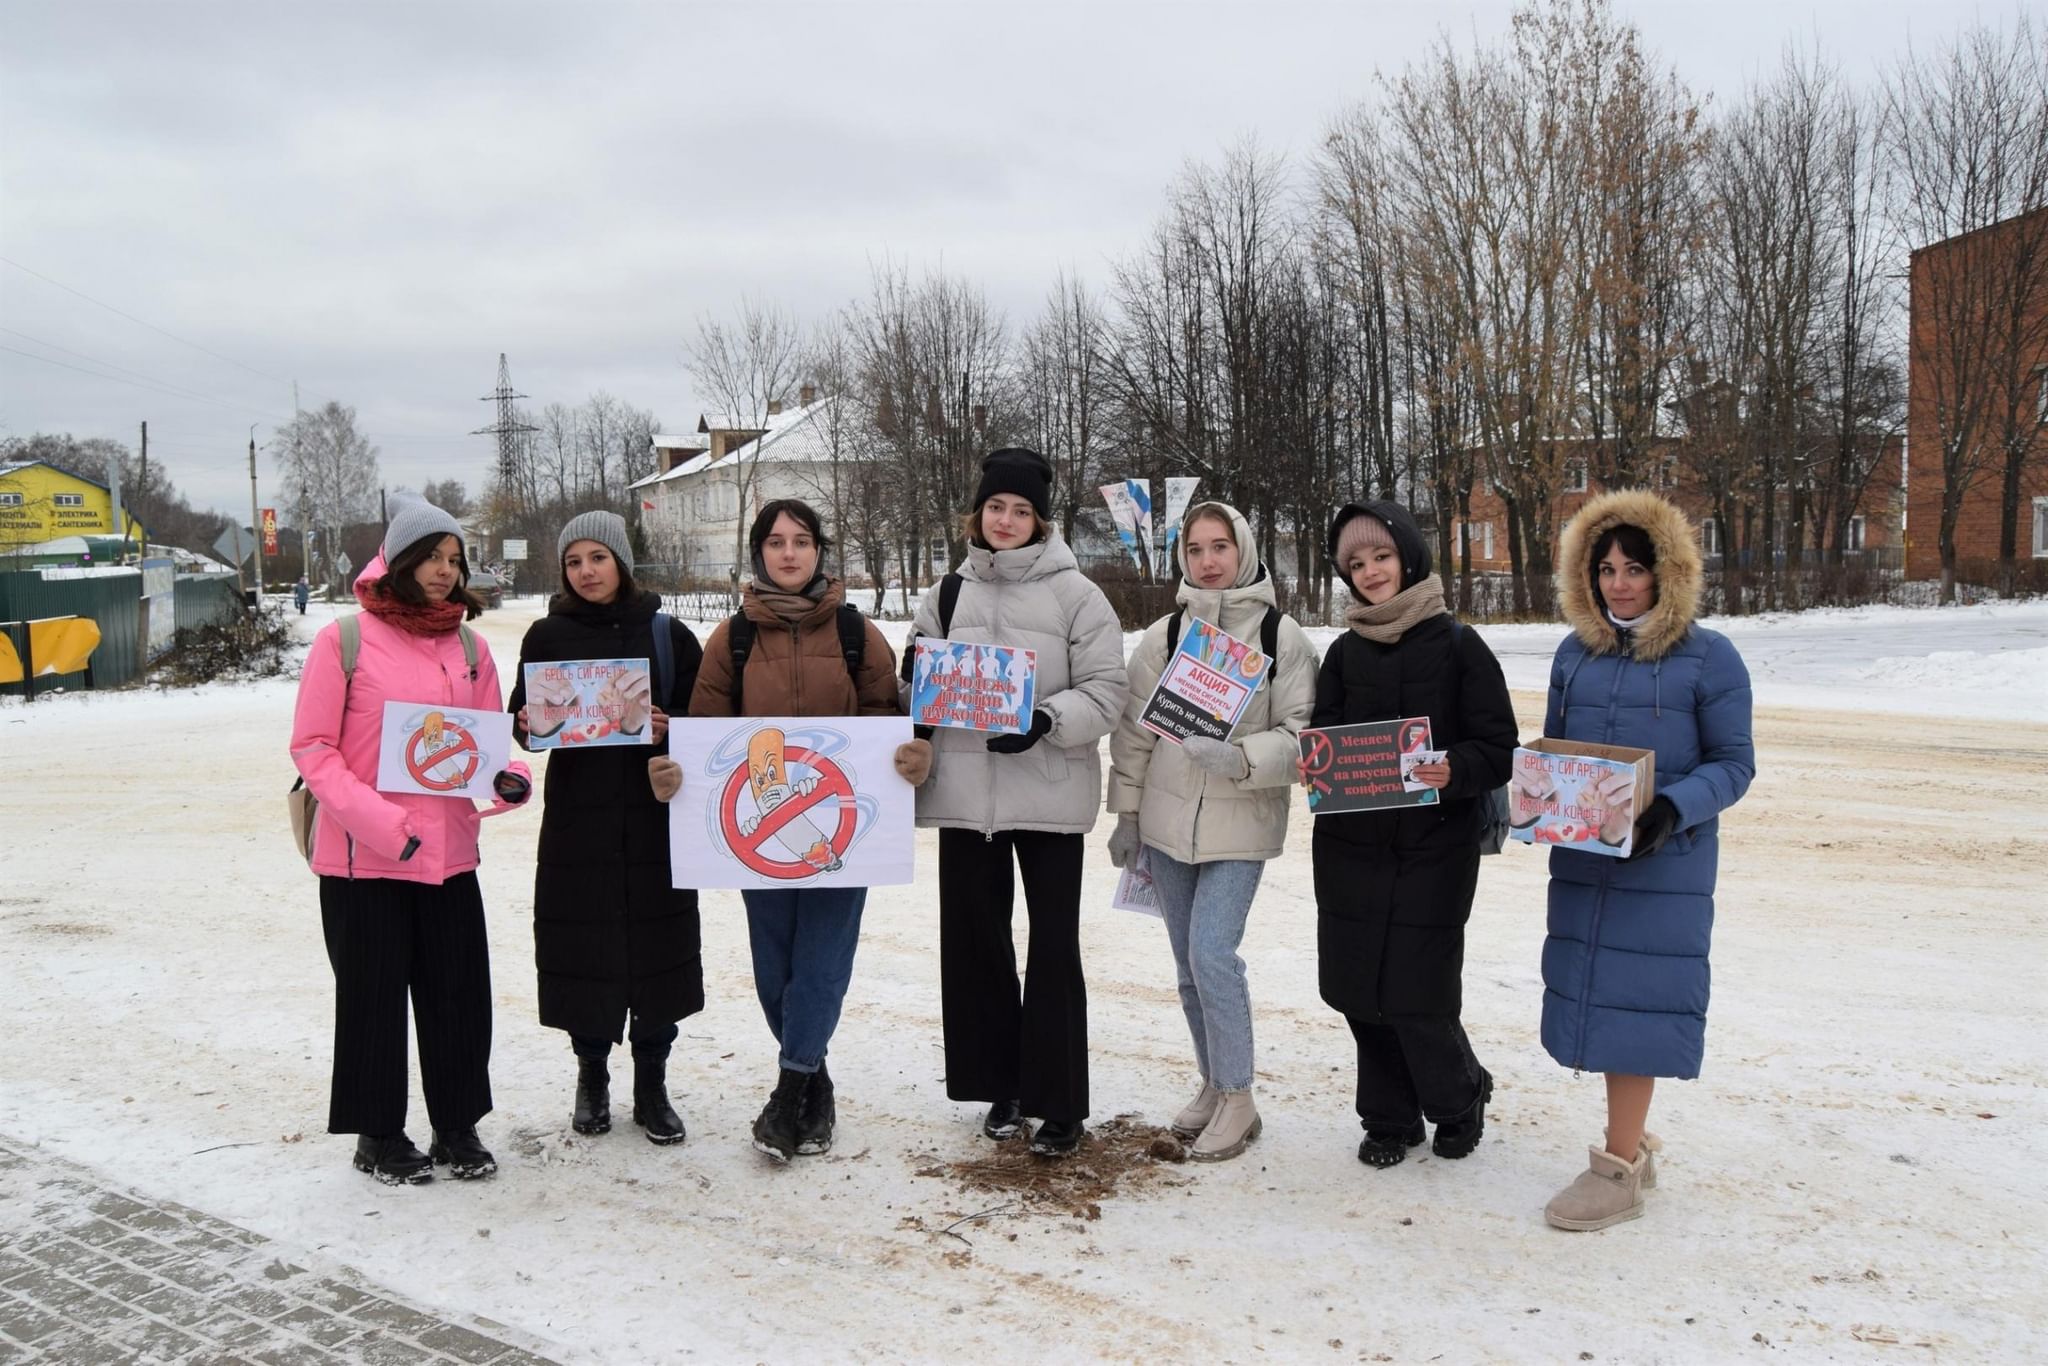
289, 558, 530, 883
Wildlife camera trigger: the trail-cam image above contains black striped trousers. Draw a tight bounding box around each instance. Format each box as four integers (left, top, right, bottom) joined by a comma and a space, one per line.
318, 872, 493, 1136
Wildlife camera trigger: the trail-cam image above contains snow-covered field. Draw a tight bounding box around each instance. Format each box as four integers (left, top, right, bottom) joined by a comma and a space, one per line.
2, 599, 2044, 1362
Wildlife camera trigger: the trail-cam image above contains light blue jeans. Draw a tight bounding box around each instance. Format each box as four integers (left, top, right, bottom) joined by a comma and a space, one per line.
1145, 848, 1262, 1092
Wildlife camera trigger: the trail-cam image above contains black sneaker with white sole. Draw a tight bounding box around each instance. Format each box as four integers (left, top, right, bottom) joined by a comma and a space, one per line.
982, 1098, 1024, 1140
353, 1133, 433, 1185
1029, 1118, 1084, 1157
428, 1127, 498, 1180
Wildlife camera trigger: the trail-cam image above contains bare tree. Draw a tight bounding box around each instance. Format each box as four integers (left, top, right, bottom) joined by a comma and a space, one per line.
684, 298, 804, 599
270, 401, 381, 588
1022, 269, 1110, 541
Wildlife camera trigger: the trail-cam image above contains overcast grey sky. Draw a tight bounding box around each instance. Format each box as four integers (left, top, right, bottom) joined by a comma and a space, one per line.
0, 0, 1976, 517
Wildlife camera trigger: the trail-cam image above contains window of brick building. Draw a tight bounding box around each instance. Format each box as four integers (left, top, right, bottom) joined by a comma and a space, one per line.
1563, 462, 1588, 493
1701, 518, 1721, 557
2034, 498, 2048, 558
2036, 369, 2048, 426
1847, 516, 1866, 553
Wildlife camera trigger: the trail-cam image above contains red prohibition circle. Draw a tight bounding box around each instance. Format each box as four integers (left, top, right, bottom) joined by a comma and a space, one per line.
406, 725, 480, 791
718, 746, 859, 880
1398, 719, 1430, 753
1302, 731, 1334, 775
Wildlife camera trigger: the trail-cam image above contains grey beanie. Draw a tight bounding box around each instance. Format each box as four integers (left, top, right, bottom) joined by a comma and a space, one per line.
558, 510, 634, 573
381, 495, 465, 562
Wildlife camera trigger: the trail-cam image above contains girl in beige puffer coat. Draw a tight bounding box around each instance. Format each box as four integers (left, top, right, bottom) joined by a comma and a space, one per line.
1107, 501, 1318, 1160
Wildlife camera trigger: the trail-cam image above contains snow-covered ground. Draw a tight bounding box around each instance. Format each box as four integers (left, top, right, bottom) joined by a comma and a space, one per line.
1, 598, 2043, 1362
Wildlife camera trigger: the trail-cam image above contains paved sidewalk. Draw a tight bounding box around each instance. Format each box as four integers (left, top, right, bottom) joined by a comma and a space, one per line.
0, 1137, 563, 1365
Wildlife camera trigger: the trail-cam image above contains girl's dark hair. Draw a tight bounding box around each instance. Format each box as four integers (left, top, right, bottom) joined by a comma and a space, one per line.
749, 499, 831, 557
384, 533, 485, 619
956, 503, 1050, 550
1590, 523, 1658, 596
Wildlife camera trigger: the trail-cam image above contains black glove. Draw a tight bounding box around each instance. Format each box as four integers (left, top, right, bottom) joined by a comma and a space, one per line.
1622, 795, 1679, 862
985, 709, 1052, 754
492, 770, 532, 804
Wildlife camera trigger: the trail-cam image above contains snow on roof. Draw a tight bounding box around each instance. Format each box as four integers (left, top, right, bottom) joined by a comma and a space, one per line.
630, 450, 715, 490
703, 396, 842, 473
652, 433, 706, 450
697, 412, 767, 434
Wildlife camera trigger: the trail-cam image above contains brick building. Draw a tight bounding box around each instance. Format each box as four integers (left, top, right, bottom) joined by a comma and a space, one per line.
1904, 206, 2048, 582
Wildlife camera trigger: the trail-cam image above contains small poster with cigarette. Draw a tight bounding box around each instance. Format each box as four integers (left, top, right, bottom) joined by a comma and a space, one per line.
1112, 844, 1163, 918
522, 658, 654, 749
374, 702, 517, 797
1299, 717, 1441, 814
1139, 616, 1269, 745
1508, 738, 1656, 858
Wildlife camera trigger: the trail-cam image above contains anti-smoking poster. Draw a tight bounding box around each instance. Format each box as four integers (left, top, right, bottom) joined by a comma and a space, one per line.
522, 658, 654, 749
1138, 616, 1269, 744
374, 702, 517, 798
909, 640, 1036, 734
1298, 716, 1441, 814
667, 716, 915, 890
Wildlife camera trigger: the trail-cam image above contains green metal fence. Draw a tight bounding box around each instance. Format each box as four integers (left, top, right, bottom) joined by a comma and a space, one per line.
173, 576, 245, 634
0, 569, 145, 691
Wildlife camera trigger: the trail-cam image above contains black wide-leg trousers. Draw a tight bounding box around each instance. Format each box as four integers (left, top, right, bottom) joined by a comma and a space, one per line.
1346, 1013, 1483, 1129
319, 872, 493, 1136
937, 828, 1089, 1122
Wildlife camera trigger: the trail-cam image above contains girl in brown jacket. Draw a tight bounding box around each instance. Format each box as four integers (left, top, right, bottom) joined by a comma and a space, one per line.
686, 499, 930, 1163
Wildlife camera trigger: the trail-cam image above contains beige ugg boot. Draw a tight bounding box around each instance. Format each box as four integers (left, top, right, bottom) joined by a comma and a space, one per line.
1544, 1143, 1652, 1231
1191, 1090, 1261, 1162
1171, 1081, 1220, 1140
1640, 1131, 1663, 1190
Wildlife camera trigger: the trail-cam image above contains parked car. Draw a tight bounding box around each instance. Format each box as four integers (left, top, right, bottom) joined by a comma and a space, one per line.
470, 569, 507, 610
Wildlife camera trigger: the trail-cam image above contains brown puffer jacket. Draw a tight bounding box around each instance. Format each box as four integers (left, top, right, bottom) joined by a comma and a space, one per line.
688, 577, 901, 719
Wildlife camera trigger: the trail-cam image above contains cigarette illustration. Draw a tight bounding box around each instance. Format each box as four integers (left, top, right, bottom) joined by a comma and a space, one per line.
739, 728, 842, 871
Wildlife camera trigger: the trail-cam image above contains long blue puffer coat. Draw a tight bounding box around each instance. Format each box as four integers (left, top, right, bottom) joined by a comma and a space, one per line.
1538, 490, 1755, 1080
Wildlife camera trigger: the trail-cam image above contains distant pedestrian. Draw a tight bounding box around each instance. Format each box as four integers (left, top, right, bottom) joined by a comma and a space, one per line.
293, 575, 310, 614
1535, 489, 1755, 1232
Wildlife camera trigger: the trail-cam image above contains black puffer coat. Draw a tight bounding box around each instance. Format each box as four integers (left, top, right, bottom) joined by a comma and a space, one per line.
1311, 502, 1518, 1021
508, 590, 705, 1042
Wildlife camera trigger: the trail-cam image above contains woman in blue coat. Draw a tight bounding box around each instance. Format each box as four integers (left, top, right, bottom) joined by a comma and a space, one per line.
1526, 489, 1754, 1232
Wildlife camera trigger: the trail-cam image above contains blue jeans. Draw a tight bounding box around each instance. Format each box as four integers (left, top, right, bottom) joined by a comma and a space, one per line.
1145, 849, 1261, 1092
740, 886, 867, 1074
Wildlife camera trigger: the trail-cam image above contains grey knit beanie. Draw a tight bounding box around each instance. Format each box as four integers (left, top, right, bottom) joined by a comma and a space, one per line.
558, 510, 635, 573
381, 495, 465, 562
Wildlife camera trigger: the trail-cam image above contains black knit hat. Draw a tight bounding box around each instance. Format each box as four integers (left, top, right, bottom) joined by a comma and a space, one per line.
973, 447, 1054, 520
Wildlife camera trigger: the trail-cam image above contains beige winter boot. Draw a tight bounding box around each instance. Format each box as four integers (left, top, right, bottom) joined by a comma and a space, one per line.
1544, 1143, 1651, 1231
1170, 1081, 1220, 1140
1640, 1131, 1663, 1190
1191, 1090, 1261, 1162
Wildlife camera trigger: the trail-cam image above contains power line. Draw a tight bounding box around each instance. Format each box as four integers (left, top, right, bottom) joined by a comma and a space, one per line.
0, 255, 294, 388
0, 326, 287, 419
0, 343, 288, 422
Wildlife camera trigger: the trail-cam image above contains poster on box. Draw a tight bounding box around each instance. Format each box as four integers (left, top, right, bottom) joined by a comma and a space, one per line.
1138, 616, 1270, 744
521, 658, 654, 749
1113, 845, 1162, 918
1507, 740, 1653, 858
1298, 717, 1440, 814
667, 716, 914, 890
374, 702, 517, 797
909, 640, 1036, 734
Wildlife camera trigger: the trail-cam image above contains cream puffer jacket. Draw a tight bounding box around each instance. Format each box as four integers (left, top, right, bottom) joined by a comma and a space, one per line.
909, 535, 1129, 835
1107, 504, 1318, 864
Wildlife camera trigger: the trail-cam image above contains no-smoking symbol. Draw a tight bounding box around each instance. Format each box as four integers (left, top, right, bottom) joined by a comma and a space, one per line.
719, 746, 859, 880
406, 721, 481, 791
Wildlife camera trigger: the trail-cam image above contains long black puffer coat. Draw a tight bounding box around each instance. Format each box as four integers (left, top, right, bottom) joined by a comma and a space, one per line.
508, 590, 705, 1043
1311, 502, 1518, 1022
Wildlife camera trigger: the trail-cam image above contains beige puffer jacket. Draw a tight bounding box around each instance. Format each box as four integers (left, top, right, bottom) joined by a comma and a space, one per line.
1107, 503, 1318, 864
909, 535, 1128, 835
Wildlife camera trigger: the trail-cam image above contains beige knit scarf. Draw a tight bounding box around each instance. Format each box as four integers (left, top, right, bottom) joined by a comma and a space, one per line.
1345, 573, 1447, 643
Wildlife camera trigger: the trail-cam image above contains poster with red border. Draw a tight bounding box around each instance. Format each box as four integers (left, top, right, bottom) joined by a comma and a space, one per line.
1138, 616, 1269, 745
1298, 717, 1440, 814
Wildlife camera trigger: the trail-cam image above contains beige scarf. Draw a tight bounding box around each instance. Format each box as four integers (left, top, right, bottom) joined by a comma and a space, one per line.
1345, 573, 1447, 643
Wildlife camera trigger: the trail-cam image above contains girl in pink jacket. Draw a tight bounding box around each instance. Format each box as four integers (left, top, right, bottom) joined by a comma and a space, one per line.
289, 496, 531, 1185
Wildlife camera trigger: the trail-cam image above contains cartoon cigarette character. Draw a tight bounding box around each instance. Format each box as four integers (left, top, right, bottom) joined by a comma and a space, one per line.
416, 710, 475, 788
738, 728, 842, 872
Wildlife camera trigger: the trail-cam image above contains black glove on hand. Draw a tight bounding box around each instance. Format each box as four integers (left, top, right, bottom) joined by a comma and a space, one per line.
492, 770, 532, 804
985, 709, 1052, 754
1623, 795, 1679, 862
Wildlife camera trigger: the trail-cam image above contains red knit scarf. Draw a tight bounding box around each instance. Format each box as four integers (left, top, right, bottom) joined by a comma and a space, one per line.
356, 577, 468, 637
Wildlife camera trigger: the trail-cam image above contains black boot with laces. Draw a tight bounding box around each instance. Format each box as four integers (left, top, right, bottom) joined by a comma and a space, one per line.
429, 1126, 497, 1180
751, 1068, 809, 1164
795, 1060, 835, 1156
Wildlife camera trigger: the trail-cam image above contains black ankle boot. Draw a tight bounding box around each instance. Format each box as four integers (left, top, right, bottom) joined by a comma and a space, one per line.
1430, 1069, 1495, 1160
751, 1068, 809, 1164
429, 1126, 498, 1180
353, 1133, 432, 1185
574, 1056, 612, 1136
1029, 1118, 1084, 1157
982, 1098, 1024, 1140
632, 1056, 686, 1147
795, 1060, 835, 1156
1357, 1118, 1427, 1169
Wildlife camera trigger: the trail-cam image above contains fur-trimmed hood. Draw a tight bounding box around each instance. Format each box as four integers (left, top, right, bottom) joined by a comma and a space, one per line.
1556, 489, 1702, 663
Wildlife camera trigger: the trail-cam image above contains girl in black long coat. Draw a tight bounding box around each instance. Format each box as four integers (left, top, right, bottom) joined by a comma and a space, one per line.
508, 511, 705, 1146
1306, 501, 1518, 1168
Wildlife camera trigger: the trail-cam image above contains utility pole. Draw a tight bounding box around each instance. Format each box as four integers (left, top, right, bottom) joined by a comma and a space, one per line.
135, 420, 147, 562
249, 426, 265, 611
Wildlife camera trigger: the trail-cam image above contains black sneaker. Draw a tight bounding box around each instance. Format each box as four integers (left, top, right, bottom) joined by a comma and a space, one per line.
1357, 1118, 1427, 1169
1029, 1118, 1084, 1157
1431, 1069, 1495, 1160
982, 1098, 1024, 1141
751, 1068, 809, 1164
428, 1127, 498, 1180
795, 1060, 835, 1156
353, 1133, 433, 1185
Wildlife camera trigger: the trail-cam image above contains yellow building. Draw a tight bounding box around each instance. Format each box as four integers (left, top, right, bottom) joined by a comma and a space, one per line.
0, 461, 146, 552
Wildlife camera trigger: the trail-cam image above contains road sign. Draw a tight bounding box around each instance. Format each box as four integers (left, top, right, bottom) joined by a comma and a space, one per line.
502, 538, 528, 560
334, 551, 353, 580
212, 525, 255, 566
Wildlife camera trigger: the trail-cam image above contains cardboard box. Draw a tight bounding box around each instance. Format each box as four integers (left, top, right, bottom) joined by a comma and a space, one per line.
1507, 737, 1655, 859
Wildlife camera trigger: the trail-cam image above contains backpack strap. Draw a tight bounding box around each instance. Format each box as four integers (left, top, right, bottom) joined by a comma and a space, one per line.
1261, 607, 1280, 664
457, 624, 479, 680
835, 606, 867, 681
727, 612, 755, 715
1166, 607, 1185, 649
650, 611, 675, 704
937, 573, 964, 637
338, 615, 362, 677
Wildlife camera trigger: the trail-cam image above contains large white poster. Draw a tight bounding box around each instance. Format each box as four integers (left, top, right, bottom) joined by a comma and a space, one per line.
667, 716, 916, 890
373, 701, 517, 797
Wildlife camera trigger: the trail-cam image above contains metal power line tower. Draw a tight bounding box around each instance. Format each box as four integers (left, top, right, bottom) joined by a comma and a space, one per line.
473, 353, 538, 483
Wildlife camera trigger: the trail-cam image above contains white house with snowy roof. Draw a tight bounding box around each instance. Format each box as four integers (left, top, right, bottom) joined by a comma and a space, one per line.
632, 390, 864, 584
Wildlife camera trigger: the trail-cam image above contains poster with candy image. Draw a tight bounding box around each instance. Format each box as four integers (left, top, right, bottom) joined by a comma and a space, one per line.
1138, 616, 1269, 745
522, 658, 654, 749
1507, 738, 1656, 859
